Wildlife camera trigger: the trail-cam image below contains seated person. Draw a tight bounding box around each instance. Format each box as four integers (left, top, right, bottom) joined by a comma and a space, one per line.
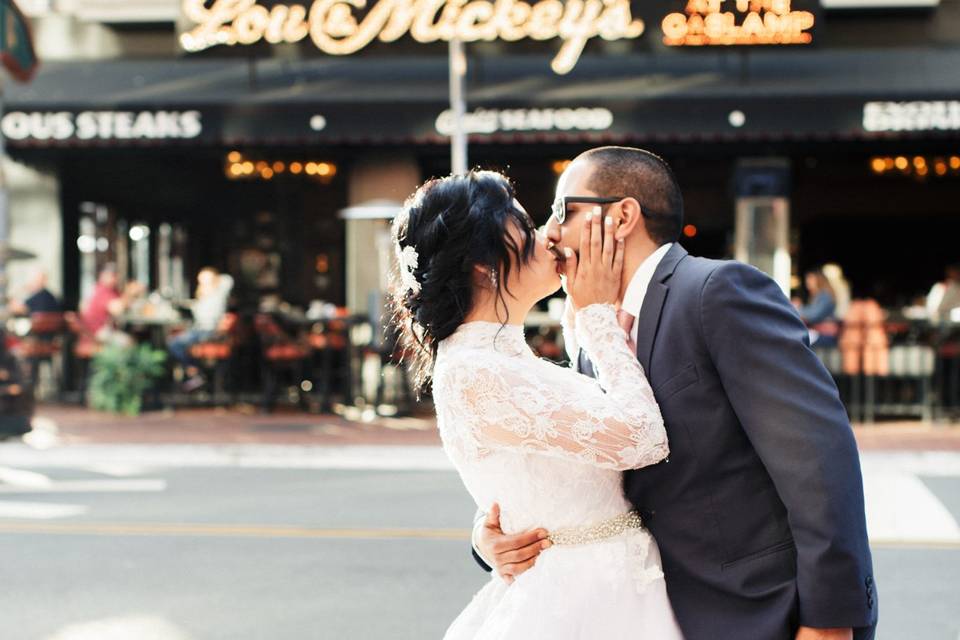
797, 269, 839, 347
927, 264, 960, 324
9, 268, 61, 315
168, 267, 234, 391
80, 264, 141, 346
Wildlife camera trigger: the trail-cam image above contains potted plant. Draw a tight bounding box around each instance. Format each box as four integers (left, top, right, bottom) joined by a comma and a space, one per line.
88, 343, 166, 416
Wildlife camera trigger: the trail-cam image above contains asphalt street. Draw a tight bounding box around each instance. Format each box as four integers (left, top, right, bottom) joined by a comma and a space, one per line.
0, 450, 957, 640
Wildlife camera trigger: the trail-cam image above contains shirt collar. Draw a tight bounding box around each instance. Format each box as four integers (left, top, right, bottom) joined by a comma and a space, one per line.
621, 243, 673, 318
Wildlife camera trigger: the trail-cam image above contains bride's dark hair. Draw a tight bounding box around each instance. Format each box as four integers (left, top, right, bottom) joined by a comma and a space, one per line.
389, 170, 536, 392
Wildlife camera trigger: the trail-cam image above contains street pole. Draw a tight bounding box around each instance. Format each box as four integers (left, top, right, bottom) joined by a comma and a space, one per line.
0, 80, 8, 321
448, 38, 467, 174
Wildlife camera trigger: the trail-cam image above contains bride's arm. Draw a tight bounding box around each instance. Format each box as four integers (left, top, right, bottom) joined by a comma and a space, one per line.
450, 304, 668, 471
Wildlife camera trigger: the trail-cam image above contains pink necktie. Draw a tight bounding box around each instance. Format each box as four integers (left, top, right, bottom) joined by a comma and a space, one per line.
616, 309, 637, 354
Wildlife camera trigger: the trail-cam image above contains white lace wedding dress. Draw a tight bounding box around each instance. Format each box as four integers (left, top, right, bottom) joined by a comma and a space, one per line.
432, 303, 684, 639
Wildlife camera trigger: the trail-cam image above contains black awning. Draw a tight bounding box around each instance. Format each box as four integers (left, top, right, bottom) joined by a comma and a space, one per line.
4, 49, 960, 147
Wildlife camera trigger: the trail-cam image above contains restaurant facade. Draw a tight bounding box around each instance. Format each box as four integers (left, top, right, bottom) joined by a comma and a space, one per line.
4, 0, 960, 315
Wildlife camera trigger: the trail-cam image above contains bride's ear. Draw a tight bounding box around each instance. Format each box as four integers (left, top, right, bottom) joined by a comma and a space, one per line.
472, 264, 496, 289
614, 197, 643, 241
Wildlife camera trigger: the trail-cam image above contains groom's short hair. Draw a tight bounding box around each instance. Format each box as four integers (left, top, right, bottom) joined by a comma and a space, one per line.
579, 146, 684, 246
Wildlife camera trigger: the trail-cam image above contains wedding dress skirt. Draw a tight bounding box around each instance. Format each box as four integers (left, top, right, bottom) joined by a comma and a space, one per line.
444, 527, 683, 640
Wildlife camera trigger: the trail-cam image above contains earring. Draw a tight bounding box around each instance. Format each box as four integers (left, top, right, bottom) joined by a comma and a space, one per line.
489, 270, 498, 288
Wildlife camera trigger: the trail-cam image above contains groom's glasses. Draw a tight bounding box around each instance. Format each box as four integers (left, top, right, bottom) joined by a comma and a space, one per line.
551, 196, 626, 225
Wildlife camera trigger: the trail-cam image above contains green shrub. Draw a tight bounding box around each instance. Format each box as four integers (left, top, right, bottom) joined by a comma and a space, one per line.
88, 344, 166, 416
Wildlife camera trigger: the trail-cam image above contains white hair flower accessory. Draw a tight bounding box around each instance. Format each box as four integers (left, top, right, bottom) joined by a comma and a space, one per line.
397, 244, 421, 295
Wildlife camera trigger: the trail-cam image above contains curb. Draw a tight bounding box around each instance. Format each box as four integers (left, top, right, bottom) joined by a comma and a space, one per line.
0, 443, 454, 471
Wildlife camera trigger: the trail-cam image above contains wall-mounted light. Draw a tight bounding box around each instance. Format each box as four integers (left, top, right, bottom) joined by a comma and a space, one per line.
77, 235, 96, 254
870, 155, 960, 180
224, 152, 337, 183
129, 225, 150, 242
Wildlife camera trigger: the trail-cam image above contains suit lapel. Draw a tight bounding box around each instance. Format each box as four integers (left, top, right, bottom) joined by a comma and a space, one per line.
635, 282, 666, 376
634, 243, 688, 377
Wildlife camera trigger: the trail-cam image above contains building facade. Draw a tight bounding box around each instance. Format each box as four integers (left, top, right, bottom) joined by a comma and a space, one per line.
4, 0, 960, 313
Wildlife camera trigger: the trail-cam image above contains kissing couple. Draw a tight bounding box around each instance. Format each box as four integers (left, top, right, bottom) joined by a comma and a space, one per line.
389, 146, 878, 640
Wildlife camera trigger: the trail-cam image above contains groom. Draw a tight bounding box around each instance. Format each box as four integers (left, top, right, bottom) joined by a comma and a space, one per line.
473, 146, 877, 640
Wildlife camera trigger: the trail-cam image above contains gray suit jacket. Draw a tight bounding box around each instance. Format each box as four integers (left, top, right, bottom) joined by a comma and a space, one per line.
576, 244, 877, 640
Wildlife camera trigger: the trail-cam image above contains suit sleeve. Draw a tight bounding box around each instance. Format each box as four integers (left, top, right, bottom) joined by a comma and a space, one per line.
471, 509, 493, 572
701, 262, 876, 630
472, 547, 493, 572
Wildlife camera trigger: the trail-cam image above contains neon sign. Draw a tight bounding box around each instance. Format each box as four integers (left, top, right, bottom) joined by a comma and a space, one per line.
180, 0, 645, 74
863, 101, 960, 132
661, 0, 814, 46
435, 107, 613, 134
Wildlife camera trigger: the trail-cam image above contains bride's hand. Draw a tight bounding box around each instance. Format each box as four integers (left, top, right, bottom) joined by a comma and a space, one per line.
562, 208, 624, 311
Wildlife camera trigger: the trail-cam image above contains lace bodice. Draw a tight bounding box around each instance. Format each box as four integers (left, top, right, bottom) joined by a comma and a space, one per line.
432, 304, 669, 534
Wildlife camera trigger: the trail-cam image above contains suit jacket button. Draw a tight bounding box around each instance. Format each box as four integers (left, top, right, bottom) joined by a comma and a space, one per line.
867, 597, 874, 608
866, 576, 874, 586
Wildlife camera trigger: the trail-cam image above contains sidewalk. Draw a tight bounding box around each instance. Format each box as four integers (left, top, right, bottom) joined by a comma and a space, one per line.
18, 404, 960, 451
28, 404, 441, 448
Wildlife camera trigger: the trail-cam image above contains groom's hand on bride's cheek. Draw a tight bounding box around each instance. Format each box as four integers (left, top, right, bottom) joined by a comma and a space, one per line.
478, 504, 552, 584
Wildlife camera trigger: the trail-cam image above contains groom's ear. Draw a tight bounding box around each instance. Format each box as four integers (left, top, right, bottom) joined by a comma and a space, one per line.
614, 197, 643, 241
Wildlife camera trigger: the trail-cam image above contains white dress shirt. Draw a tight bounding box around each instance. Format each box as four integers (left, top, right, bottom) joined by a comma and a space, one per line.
620, 242, 673, 344
562, 243, 673, 360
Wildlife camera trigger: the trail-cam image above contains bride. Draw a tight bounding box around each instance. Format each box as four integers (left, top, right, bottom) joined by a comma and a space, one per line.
389, 170, 683, 639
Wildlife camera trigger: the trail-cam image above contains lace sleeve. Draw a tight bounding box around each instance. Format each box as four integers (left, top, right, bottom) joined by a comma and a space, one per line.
559, 296, 579, 364
447, 304, 669, 471
574, 304, 645, 399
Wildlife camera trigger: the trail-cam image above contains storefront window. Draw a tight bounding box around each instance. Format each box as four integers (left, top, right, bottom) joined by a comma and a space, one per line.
735, 196, 791, 295
128, 223, 151, 287
157, 223, 189, 301
77, 202, 115, 303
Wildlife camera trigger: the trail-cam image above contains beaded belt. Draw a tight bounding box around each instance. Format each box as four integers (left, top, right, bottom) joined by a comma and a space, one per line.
547, 511, 644, 546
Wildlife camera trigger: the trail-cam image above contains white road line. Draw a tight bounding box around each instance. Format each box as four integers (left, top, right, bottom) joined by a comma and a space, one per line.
0, 479, 167, 494
0, 501, 88, 519
45, 616, 191, 640
0, 443, 455, 470
863, 471, 960, 544
0, 466, 54, 488
75, 463, 158, 478
860, 451, 960, 477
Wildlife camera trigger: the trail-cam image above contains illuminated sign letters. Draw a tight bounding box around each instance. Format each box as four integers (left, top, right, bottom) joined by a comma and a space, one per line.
662, 0, 814, 46
0, 110, 203, 141
863, 101, 960, 132
435, 107, 613, 134
179, 0, 645, 74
